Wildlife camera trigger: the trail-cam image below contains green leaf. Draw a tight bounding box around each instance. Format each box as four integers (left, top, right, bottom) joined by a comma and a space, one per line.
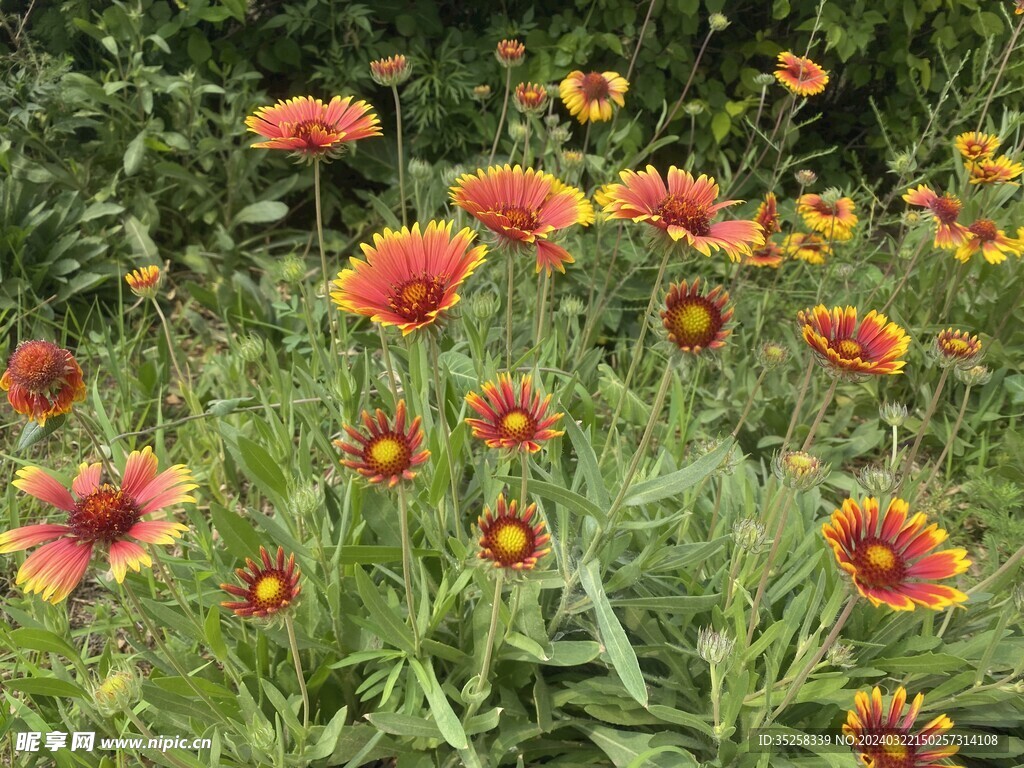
17, 414, 67, 451
437, 350, 477, 391
624, 439, 733, 506
495, 476, 607, 523
124, 215, 158, 260
220, 427, 289, 504
331, 545, 441, 564
647, 705, 715, 737
409, 658, 468, 749
9, 629, 82, 662
353, 567, 416, 654
204, 604, 228, 662
711, 112, 731, 143
561, 408, 610, 508
872, 653, 970, 674
124, 131, 146, 176
233, 201, 289, 226
580, 560, 647, 706
6, 678, 86, 698
365, 712, 441, 739
609, 595, 720, 613
506, 640, 602, 666
209, 502, 264, 560
307, 706, 349, 760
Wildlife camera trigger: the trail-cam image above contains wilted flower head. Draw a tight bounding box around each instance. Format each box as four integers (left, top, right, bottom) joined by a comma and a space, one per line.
858, 464, 899, 495
756, 340, 790, 369
932, 328, 983, 368
697, 626, 735, 664
732, 518, 768, 553
1, 340, 87, 425
879, 401, 907, 427
370, 55, 411, 87
495, 39, 525, 67
794, 169, 817, 186
773, 450, 830, 490
236, 333, 264, 364
125, 265, 161, 299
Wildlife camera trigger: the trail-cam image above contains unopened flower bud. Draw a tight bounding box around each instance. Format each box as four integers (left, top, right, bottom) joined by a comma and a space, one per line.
514, 82, 548, 114
468, 291, 500, 321
495, 39, 525, 68
697, 626, 735, 664
278, 255, 306, 284
472, 84, 492, 101
887, 151, 916, 176
773, 450, 829, 490
369, 54, 411, 87
1013, 582, 1024, 615
247, 717, 276, 754
902, 210, 922, 226
561, 149, 583, 168
544, 114, 560, 129
932, 328, 983, 369
754, 73, 776, 87
288, 481, 322, 520
93, 667, 141, 716
683, 100, 705, 116
237, 333, 264, 364
408, 157, 432, 181
794, 169, 817, 186
508, 120, 528, 141
550, 124, 572, 144
559, 295, 585, 317
690, 437, 742, 477
879, 401, 907, 427
858, 464, 899, 495
820, 187, 843, 206
708, 13, 731, 31
125, 265, 162, 300
732, 518, 768, 553
827, 642, 856, 668
756, 340, 790, 370
442, 163, 466, 187
956, 364, 992, 387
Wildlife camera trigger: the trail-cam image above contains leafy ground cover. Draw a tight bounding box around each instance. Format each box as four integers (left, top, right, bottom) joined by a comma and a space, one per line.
2, 1, 1024, 767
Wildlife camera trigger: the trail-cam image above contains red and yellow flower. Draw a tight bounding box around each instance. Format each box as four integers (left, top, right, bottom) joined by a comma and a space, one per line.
801, 305, 910, 376
600, 166, 763, 259
661, 278, 734, 354
334, 400, 430, 487
783, 232, 832, 264
370, 55, 411, 87
955, 218, 1022, 264
745, 241, 784, 268
465, 374, 564, 453
125, 265, 162, 299
245, 95, 381, 158
774, 52, 829, 96
966, 155, 1024, 185
330, 220, 486, 334
823, 497, 969, 611
477, 494, 550, 570
450, 165, 592, 274
222, 546, 302, 618
514, 82, 548, 114
902, 185, 970, 249
0, 447, 195, 603
559, 70, 629, 124
934, 328, 982, 368
754, 192, 781, 236
1016, 0, 1024, 14
844, 687, 961, 768
1, 340, 87, 425
495, 39, 525, 67
797, 193, 857, 240
954, 130, 999, 161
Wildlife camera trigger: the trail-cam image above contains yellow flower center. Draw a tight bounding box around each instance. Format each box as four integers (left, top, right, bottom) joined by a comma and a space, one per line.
852, 539, 905, 588
69, 485, 141, 542
500, 409, 534, 441
943, 338, 970, 356
664, 296, 721, 351
389, 273, 446, 322
498, 204, 540, 233
655, 194, 711, 235
494, 524, 528, 557
367, 435, 410, 476
291, 119, 332, 143
484, 517, 534, 565
252, 574, 287, 610
834, 339, 863, 359
784, 452, 818, 475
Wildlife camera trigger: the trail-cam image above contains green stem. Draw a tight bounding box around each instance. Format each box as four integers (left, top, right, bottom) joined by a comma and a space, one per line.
476, 571, 505, 695
489, 69, 512, 165
392, 85, 407, 227
397, 484, 422, 655
429, 333, 460, 540
767, 595, 858, 723
520, 452, 529, 507
977, 14, 1024, 131
152, 299, 187, 389
600, 246, 672, 464
285, 614, 310, 737
799, 376, 837, 452
506, 251, 515, 369
313, 159, 337, 353
898, 366, 951, 495
377, 325, 400, 402
782, 357, 814, 451
746, 489, 793, 644
732, 368, 769, 437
